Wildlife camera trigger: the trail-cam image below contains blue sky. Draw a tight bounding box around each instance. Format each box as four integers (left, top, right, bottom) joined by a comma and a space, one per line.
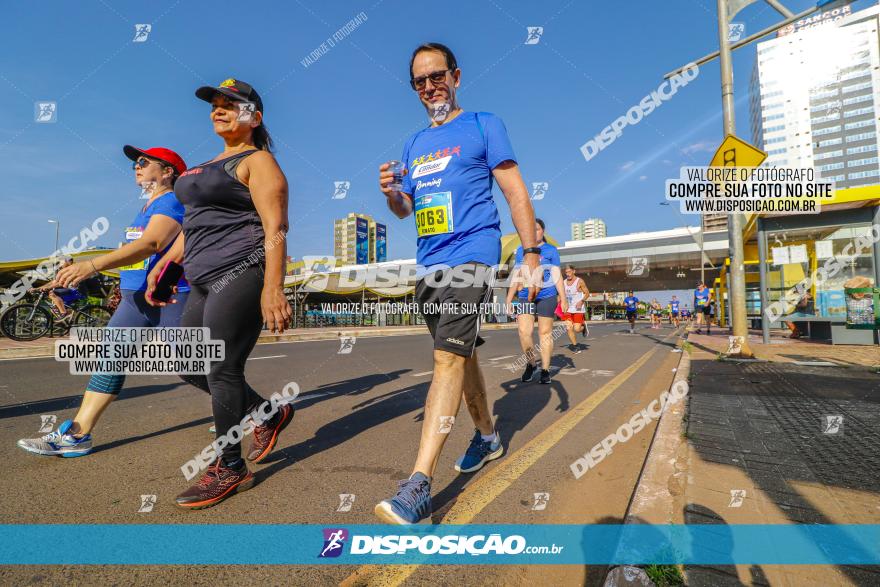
1, 0, 874, 262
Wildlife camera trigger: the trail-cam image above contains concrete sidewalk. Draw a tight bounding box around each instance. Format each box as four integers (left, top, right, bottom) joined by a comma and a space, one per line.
626, 330, 880, 586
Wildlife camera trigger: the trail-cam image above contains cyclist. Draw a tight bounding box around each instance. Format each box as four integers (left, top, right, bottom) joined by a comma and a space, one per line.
150, 78, 294, 510
374, 43, 542, 524
17, 145, 189, 458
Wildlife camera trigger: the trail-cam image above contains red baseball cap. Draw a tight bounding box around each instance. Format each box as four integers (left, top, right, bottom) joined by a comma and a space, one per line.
123, 145, 187, 176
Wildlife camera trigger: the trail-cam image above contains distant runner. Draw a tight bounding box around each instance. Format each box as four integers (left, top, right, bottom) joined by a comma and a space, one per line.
624, 290, 639, 334
694, 282, 711, 334
562, 264, 590, 352
670, 295, 681, 328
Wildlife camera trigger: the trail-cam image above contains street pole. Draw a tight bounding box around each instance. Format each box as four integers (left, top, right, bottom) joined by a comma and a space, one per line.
717, 0, 753, 358
48, 219, 59, 254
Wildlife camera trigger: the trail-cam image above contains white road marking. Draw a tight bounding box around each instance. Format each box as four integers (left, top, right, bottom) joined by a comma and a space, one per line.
488, 355, 516, 361
412, 370, 433, 377
247, 355, 287, 361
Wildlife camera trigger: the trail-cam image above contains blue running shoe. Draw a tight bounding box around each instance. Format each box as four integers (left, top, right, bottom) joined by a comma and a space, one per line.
16, 420, 93, 457
455, 429, 503, 473
374, 472, 432, 524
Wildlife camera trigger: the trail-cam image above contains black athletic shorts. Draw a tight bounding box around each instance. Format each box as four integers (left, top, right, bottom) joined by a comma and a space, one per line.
514, 296, 557, 318
700, 305, 711, 315
626, 310, 638, 320
415, 262, 494, 357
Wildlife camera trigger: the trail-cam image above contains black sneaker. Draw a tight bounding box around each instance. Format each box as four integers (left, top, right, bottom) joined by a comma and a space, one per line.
568, 344, 581, 354
175, 458, 255, 510
521, 363, 537, 382
539, 369, 551, 384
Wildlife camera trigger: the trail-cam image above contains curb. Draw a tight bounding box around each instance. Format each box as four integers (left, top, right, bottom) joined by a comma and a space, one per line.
603, 340, 690, 587
624, 347, 690, 524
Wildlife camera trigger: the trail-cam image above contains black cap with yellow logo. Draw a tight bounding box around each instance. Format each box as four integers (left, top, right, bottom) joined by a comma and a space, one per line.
195, 78, 264, 113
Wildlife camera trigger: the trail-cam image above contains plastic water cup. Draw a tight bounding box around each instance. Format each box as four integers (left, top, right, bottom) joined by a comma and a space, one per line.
387, 160, 405, 191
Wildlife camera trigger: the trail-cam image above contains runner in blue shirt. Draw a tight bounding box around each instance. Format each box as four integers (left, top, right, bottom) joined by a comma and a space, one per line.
17, 145, 189, 458
624, 291, 639, 334
375, 42, 542, 525
506, 218, 567, 383
670, 295, 681, 328
694, 282, 712, 334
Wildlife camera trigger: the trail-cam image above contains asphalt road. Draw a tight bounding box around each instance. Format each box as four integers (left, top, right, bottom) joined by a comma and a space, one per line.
0, 322, 683, 586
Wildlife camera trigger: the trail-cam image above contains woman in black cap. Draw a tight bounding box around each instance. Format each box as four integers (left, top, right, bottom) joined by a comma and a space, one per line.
148, 78, 294, 509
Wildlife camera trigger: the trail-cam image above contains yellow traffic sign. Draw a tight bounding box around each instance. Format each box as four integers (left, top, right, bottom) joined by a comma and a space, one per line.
709, 134, 767, 169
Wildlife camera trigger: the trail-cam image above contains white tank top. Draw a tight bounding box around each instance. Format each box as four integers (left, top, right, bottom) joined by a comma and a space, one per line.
564, 277, 585, 313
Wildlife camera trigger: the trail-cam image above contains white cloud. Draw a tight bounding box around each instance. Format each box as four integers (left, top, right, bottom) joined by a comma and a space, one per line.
639, 175, 648, 181
619, 160, 636, 172
680, 141, 715, 156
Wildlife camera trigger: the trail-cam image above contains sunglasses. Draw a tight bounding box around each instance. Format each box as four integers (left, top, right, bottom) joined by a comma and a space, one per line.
410, 69, 452, 91
132, 157, 159, 170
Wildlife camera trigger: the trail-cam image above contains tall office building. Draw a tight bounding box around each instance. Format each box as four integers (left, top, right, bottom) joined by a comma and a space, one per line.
333, 213, 387, 265
571, 218, 607, 240
749, 3, 880, 189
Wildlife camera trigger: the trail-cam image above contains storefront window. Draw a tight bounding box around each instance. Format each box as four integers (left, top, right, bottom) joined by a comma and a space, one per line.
765, 224, 876, 319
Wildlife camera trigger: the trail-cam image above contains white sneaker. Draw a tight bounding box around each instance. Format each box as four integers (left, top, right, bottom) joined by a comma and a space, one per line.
17, 420, 93, 457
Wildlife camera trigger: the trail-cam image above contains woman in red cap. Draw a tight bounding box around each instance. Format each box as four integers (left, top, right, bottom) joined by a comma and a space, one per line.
16, 145, 190, 458
147, 78, 293, 509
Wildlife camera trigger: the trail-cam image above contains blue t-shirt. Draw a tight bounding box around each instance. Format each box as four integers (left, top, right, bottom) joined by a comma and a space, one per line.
401, 111, 516, 270
694, 288, 710, 307
119, 192, 190, 293
624, 296, 639, 312
514, 242, 560, 301
671, 300, 680, 312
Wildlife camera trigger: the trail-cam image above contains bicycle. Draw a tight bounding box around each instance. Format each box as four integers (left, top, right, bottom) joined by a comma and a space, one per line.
0, 288, 113, 342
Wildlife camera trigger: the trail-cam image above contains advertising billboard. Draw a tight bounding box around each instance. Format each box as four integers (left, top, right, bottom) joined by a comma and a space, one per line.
355, 217, 369, 265
375, 223, 387, 262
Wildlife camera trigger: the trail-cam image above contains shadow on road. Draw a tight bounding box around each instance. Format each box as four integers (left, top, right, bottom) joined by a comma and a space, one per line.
0, 382, 185, 421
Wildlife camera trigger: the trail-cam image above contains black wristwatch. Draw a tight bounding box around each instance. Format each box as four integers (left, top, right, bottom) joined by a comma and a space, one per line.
522, 247, 542, 255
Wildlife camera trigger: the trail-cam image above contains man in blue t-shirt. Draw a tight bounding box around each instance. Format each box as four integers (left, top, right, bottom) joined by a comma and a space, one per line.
624, 291, 639, 334
670, 296, 681, 327
694, 282, 712, 334
505, 218, 566, 384
374, 42, 542, 525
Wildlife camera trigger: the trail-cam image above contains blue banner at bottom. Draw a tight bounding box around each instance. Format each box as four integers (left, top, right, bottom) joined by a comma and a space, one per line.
1, 524, 878, 565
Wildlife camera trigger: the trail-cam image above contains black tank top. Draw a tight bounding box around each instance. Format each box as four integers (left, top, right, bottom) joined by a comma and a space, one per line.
175, 150, 265, 285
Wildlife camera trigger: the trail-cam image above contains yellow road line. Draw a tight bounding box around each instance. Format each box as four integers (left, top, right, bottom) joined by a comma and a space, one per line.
341, 342, 664, 587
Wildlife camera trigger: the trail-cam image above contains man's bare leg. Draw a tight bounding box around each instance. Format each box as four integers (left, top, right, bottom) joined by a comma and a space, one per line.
565, 320, 577, 345
413, 349, 468, 478
460, 350, 494, 435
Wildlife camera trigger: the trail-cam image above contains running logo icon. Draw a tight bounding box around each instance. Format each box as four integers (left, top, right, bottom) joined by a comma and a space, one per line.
728, 23, 745, 42
38, 415, 57, 433
237, 102, 256, 123
319, 528, 348, 558
822, 415, 843, 435
728, 489, 746, 508
430, 102, 451, 122
437, 416, 455, 434
138, 494, 157, 513
332, 181, 350, 200
338, 335, 356, 354
133, 24, 152, 43
531, 182, 549, 201
337, 494, 355, 512
524, 27, 544, 45
627, 257, 648, 277
34, 102, 57, 123
531, 492, 550, 510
